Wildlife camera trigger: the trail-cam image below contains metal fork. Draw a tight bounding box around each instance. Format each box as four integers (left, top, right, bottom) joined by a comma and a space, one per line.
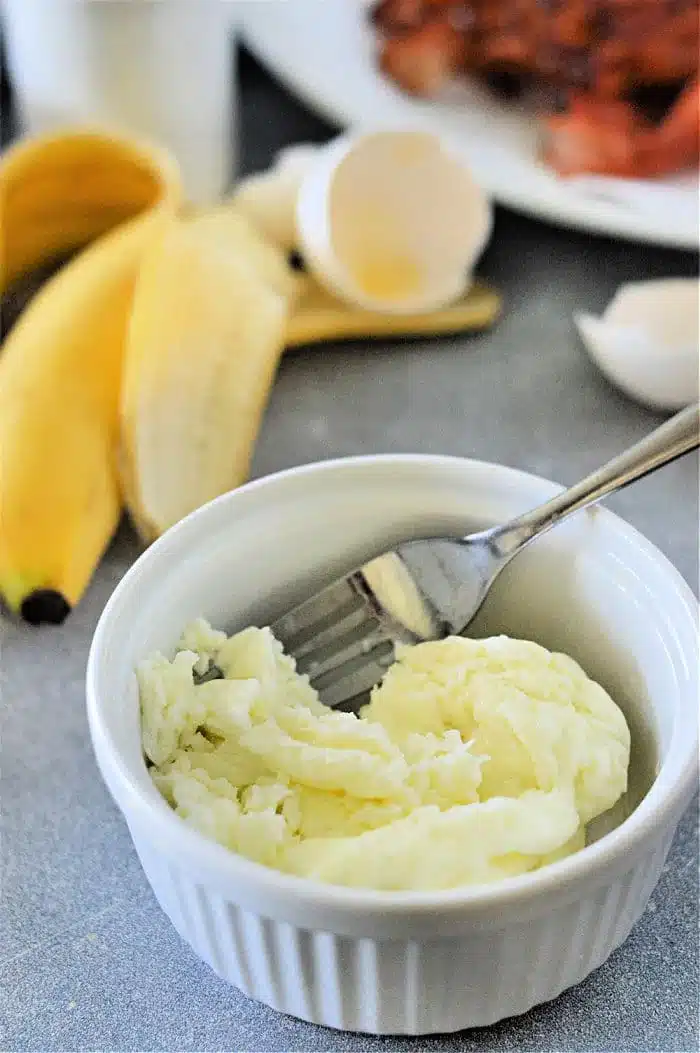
268, 404, 698, 710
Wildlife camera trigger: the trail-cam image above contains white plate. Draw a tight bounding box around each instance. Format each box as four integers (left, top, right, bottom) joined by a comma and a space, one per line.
240, 0, 699, 251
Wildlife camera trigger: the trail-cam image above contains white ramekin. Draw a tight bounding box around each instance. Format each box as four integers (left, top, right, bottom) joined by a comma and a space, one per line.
87, 456, 698, 1035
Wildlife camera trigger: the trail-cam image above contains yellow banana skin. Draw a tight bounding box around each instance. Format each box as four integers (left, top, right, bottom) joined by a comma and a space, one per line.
0, 130, 181, 623
0, 210, 177, 621
286, 277, 502, 348
0, 129, 181, 295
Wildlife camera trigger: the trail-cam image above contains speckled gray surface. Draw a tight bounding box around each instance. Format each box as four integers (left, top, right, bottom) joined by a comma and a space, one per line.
2, 46, 699, 1053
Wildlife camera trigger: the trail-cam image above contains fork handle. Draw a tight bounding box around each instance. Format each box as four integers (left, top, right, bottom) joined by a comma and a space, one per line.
489, 403, 700, 557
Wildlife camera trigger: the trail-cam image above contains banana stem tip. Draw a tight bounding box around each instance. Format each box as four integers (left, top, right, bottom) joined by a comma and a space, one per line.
20, 589, 72, 626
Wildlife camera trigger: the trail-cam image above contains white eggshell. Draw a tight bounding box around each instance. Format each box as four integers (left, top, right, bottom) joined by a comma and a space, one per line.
296, 129, 493, 314
575, 279, 699, 411
275, 143, 321, 176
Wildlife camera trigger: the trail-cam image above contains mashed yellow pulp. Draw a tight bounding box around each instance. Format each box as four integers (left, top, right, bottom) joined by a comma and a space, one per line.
139, 620, 630, 891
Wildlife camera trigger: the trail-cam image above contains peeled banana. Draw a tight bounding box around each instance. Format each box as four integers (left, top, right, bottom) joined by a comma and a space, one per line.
0, 127, 501, 624
119, 210, 300, 542
232, 144, 319, 250
0, 131, 181, 623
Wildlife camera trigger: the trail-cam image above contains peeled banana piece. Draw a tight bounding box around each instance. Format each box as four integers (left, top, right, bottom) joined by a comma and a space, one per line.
120, 206, 500, 543
120, 210, 300, 542
232, 144, 319, 250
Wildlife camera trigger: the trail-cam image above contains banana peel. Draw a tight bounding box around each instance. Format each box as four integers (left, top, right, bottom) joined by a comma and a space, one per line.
0, 130, 181, 623
0, 128, 181, 295
286, 276, 501, 348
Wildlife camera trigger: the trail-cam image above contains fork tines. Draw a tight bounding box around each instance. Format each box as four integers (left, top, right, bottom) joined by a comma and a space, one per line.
271, 572, 395, 708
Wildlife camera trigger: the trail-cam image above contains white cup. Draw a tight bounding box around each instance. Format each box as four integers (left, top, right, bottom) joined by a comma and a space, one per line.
1, 0, 237, 204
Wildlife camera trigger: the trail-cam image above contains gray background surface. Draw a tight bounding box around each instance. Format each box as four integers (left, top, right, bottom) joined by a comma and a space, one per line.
2, 46, 699, 1053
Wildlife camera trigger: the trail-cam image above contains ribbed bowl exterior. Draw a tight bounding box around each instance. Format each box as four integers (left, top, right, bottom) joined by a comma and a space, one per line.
87, 457, 698, 1035
131, 830, 672, 1034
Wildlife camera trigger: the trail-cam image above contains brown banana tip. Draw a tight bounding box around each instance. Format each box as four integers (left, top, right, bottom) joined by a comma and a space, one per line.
288, 250, 306, 272
20, 589, 71, 626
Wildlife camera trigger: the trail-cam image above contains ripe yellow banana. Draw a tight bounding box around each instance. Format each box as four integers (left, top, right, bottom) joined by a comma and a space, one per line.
0, 128, 181, 294
0, 128, 501, 623
120, 210, 300, 542
0, 131, 181, 623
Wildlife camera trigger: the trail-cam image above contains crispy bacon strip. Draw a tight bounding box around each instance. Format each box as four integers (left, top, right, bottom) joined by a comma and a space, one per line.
370, 0, 700, 176
544, 78, 700, 177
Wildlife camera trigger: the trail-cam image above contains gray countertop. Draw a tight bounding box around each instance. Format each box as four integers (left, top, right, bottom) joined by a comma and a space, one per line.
3, 49, 699, 1053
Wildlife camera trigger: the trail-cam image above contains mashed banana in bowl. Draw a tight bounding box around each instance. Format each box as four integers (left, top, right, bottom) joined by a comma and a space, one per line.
139, 620, 630, 891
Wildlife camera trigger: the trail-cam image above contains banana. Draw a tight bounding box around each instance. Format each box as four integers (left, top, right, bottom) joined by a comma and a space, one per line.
120, 207, 500, 543
232, 144, 320, 250
0, 132, 181, 623
286, 276, 501, 348
0, 128, 181, 295
120, 210, 300, 542
0, 127, 501, 621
